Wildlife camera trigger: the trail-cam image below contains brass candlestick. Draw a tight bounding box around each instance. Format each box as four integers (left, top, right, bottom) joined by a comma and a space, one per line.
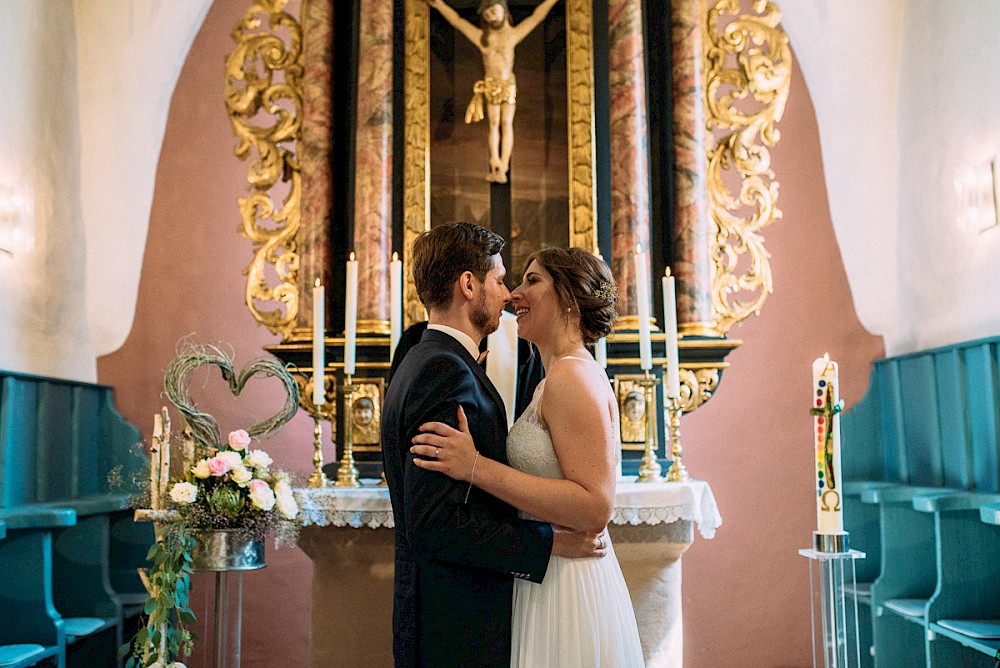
308, 414, 329, 488
304, 372, 331, 488
635, 371, 664, 483
335, 375, 361, 487
665, 395, 690, 482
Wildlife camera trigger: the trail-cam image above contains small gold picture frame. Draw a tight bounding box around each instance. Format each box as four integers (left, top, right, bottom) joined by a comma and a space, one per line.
349, 378, 384, 452
614, 375, 653, 450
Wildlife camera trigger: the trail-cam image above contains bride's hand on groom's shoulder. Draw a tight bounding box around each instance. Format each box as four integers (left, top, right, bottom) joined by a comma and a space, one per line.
411, 405, 479, 482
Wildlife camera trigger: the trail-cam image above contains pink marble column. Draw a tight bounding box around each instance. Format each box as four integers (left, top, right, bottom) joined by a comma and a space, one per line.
608, 0, 652, 324
353, 0, 394, 330
670, 0, 715, 334
299, 0, 334, 334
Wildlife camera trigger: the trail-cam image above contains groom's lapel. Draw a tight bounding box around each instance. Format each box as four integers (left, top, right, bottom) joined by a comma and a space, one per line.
421, 329, 507, 428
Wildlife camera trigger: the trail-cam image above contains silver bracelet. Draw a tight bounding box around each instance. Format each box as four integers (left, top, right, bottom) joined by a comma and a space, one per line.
464, 451, 481, 504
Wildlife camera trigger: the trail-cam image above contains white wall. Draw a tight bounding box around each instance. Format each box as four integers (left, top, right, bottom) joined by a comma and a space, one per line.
781, 0, 1000, 354
0, 0, 209, 381
76, 0, 211, 358
0, 1, 94, 380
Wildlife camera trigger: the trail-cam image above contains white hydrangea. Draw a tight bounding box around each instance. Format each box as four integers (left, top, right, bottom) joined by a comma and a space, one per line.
168, 482, 198, 504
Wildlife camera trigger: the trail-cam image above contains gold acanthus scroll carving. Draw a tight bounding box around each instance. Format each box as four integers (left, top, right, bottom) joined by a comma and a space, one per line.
225, 0, 304, 340
705, 0, 791, 335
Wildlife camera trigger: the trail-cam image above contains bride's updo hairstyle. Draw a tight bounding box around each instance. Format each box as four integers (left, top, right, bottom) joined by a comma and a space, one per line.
526, 247, 619, 345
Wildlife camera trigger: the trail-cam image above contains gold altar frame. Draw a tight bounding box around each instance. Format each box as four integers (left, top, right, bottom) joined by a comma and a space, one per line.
402, 0, 596, 327
349, 378, 384, 451
615, 375, 656, 450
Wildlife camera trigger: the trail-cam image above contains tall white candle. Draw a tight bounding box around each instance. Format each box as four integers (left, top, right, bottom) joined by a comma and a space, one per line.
595, 337, 607, 368
813, 353, 845, 535
633, 244, 652, 371
312, 278, 325, 406
345, 252, 359, 376
389, 252, 402, 361
661, 268, 680, 398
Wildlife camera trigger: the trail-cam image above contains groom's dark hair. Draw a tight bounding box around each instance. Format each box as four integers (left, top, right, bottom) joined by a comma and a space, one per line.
412, 221, 505, 311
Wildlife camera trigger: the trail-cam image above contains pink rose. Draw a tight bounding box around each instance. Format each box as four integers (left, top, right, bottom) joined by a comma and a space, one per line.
208, 455, 231, 477
228, 429, 251, 451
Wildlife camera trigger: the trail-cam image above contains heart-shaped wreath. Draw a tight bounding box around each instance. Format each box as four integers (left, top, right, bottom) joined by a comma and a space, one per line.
162, 344, 300, 453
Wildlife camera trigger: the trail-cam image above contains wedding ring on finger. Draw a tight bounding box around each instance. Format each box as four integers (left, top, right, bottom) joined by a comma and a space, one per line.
435, 447, 441, 458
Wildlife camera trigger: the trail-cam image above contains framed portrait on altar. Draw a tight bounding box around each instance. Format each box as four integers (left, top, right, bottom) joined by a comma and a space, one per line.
349, 378, 384, 452
402, 0, 597, 325
614, 375, 654, 450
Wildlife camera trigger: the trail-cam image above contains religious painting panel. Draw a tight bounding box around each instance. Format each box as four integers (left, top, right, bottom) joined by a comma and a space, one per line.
349, 378, 384, 452
614, 375, 655, 450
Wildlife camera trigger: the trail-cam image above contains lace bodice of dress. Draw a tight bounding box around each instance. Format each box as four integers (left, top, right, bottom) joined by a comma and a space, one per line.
507, 378, 564, 480
506, 356, 621, 481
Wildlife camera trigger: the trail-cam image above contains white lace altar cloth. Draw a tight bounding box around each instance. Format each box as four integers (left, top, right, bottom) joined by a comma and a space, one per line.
295, 478, 721, 538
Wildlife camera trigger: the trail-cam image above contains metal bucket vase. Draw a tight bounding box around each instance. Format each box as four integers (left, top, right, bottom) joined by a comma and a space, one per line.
190, 529, 266, 572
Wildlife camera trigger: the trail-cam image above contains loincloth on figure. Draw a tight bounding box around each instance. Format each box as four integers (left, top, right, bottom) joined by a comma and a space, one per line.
464, 75, 517, 124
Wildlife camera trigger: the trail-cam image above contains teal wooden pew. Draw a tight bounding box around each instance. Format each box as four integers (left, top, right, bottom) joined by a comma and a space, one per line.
0, 371, 152, 667
840, 335, 1000, 667
915, 493, 1000, 664
0, 506, 75, 668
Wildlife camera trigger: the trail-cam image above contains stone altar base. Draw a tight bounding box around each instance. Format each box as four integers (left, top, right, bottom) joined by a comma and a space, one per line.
298, 520, 694, 667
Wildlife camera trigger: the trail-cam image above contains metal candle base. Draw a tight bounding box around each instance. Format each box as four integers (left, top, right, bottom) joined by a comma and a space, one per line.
813, 530, 849, 553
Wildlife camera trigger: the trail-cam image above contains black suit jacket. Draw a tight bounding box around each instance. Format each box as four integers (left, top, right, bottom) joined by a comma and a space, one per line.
381, 329, 553, 668
388, 321, 545, 421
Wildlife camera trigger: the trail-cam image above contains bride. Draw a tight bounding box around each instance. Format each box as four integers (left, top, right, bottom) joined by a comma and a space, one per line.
411, 247, 644, 667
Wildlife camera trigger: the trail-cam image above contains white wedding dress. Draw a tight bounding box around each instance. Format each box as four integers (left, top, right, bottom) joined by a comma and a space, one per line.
507, 361, 645, 667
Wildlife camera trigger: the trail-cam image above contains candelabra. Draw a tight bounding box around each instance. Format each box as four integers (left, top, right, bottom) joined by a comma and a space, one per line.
303, 373, 332, 488
664, 396, 690, 482
635, 371, 664, 483
335, 376, 361, 487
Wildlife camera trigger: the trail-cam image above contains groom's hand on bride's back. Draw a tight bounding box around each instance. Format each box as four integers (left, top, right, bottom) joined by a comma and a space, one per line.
550, 526, 609, 559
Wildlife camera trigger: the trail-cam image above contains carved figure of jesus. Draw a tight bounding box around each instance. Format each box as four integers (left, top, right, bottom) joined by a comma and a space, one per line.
426, 0, 561, 183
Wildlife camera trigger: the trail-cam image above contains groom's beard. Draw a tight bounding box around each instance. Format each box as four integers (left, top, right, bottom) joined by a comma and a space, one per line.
471, 291, 499, 338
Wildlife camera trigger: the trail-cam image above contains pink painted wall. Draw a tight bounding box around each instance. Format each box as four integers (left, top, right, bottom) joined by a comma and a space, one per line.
97, 0, 883, 664
679, 57, 885, 666
96, 0, 313, 665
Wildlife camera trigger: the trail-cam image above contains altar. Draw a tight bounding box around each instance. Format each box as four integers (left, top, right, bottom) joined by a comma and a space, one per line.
294, 479, 721, 667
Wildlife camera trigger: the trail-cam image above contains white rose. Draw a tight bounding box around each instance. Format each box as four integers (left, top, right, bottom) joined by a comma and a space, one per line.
231, 465, 253, 486
192, 459, 212, 479
218, 451, 243, 470
245, 449, 273, 469
248, 479, 275, 511
275, 489, 298, 520
168, 482, 198, 504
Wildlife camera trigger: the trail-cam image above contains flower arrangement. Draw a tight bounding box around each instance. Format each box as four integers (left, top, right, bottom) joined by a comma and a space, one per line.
167, 428, 299, 539
121, 345, 302, 668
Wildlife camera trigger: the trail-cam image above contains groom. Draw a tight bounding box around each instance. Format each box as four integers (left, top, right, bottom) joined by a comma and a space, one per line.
381, 222, 604, 668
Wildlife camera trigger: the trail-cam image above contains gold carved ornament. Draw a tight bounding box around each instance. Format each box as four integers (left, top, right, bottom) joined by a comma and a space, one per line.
225, 0, 304, 339
704, 0, 791, 335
